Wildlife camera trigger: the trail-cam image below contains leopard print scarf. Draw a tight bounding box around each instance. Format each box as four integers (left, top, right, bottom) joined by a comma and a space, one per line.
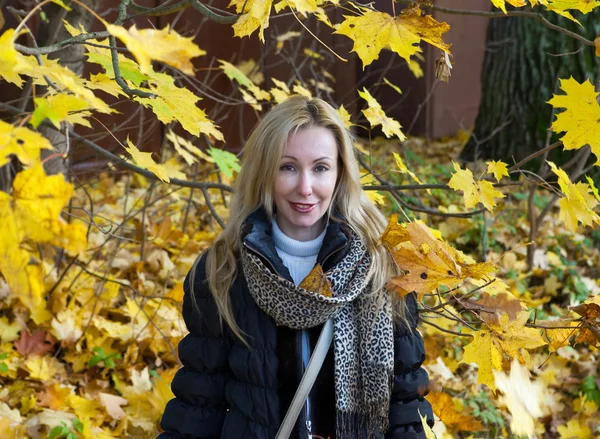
241, 232, 394, 439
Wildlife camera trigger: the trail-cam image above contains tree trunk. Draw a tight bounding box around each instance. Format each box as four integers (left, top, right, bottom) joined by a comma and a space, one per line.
37, 0, 102, 177
460, 9, 600, 166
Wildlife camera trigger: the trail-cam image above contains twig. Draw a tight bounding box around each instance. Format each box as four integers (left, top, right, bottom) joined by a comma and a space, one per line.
421, 318, 473, 338
201, 187, 226, 229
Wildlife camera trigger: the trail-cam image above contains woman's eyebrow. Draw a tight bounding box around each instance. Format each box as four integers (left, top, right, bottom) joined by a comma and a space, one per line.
281, 155, 332, 162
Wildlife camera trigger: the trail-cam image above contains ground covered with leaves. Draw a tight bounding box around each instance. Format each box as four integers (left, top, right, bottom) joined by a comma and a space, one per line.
1, 134, 600, 439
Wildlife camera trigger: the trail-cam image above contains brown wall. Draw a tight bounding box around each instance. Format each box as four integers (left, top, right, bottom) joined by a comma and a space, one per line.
427, 0, 490, 139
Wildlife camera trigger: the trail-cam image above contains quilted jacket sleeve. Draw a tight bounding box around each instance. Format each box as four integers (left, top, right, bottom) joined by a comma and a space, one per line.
386, 293, 434, 439
158, 253, 232, 439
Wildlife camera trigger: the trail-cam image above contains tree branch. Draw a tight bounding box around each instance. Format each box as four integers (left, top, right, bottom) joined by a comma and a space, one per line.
406, 1, 596, 49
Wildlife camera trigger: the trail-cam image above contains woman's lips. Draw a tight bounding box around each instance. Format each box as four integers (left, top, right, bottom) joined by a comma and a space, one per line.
289, 202, 317, 213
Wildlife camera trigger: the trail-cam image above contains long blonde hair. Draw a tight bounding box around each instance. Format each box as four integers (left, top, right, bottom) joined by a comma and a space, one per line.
190, 96, 408, 343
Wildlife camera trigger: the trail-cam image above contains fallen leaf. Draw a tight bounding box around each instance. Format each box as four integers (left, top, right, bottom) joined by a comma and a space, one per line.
299, 264, 333, 297
427, 391, 484, 432
99, 392, 128, 420
14, 330, 55, 357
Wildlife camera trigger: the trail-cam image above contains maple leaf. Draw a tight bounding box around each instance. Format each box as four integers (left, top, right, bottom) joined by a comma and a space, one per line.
461, 312, 546, 391
493, 359, 544, 439
335, 6, 450, 68
208, 147, 241, 178
393, 152, 422, 184
166, 130, 213, 166
0, 29, 25, 87
299, 264, 333, 297
548, 77, 600, 165
486, 160, 509, 182
461, 330, 503, 391
99, 392, 128, 420
464, 292, 524, 325
378, 214, 410, 250
219, 59, 271, 108
542, 320, 578, 352
30, 94, 91, 129
358, 88, 406, 140
14, 329, 55, 356
0, 165, 86, 323
134, 70, 223, 140
337, 104, 353, 129
547, 161, 599, 232
491, 0, 527, 14
123, 139, 170, 182
106, 24, 206, 75
0, 317, 20, 342
360, 173, 385, 206
556, 418, 593, 438
229, 0, 273, 42
23, 356, 65, 381
0, 120, 54, 167
419, 408, 435, 439
37, 384, 72, 410
448, 162, 505, 211
427, 391, 484, 432
387, 222, 464, 298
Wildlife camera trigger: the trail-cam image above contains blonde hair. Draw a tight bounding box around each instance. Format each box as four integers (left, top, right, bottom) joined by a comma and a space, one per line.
189, 96, 408, 343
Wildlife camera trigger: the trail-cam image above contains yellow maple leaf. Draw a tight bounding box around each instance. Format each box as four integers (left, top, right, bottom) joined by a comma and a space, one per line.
219, 60, 271, 103
0, 120, 54, 167
134, 70, 223, 140
270, 78, 291, 103
461, 329, 503, 391
427, 391, 484, 432
491, 0, 527, 14
393, 152, 422, 184
419, 408, 435, 439
86, 72, 128, 98
493, 359, 543, 439
274, 0, 323, 16
0, 29, 25, 87
166, 130, 213, 166
548, 77, 600, 165
338, 104, 353, 129
461, 312, 546, 391
299, 264, 333, 297
105, 24, 206, 75
23, 356, 65, 381
448, 162, 505, 211
486, 160, 509, 182
229, 0, 273, 42
387, 223, 464, 298
378, 214, 409, 249
543, 320, 578, 352
360, 173, 385, 206
30, 94, 91, 129
335, 6, 450, 68
547, 161, 599, 232
358, 88, 405, 140
124, 139, 170, 183
557, 418, 593, 439
292, 83, 312, 98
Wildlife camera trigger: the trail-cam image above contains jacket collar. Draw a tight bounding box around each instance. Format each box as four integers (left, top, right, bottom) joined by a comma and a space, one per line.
242, 206, 349, 280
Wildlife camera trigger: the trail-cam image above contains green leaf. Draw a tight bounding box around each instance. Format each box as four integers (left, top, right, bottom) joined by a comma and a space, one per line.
208, 147, 240, 178
73, 418, 84, 433
0, 363, 8, 373
0, 353, 8, 360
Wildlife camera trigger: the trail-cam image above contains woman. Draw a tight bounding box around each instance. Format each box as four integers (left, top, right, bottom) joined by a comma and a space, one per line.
159, 97, 433, 439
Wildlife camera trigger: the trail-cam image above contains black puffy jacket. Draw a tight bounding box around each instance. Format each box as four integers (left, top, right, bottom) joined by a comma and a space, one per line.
159, 209, 433, 439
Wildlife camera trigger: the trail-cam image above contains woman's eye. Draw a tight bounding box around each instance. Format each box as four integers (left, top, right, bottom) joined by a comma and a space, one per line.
280, 164, 295, 171
315, 165, 329, 172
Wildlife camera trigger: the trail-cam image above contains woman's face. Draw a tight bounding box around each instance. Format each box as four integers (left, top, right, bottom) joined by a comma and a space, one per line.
273, 125, 339, 241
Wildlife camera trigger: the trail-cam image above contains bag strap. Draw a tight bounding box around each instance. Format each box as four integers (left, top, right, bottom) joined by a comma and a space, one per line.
275, 319, 334, 439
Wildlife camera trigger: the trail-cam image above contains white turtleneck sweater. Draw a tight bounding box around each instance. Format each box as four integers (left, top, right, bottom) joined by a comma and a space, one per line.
271, 217, 326, 436
271, 217, 326, 286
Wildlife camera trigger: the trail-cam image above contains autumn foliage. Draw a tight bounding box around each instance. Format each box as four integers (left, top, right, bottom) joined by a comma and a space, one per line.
1, 0, 600, 438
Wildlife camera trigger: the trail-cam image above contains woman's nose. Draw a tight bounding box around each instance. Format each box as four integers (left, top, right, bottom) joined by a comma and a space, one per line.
297, 172, 313, 197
